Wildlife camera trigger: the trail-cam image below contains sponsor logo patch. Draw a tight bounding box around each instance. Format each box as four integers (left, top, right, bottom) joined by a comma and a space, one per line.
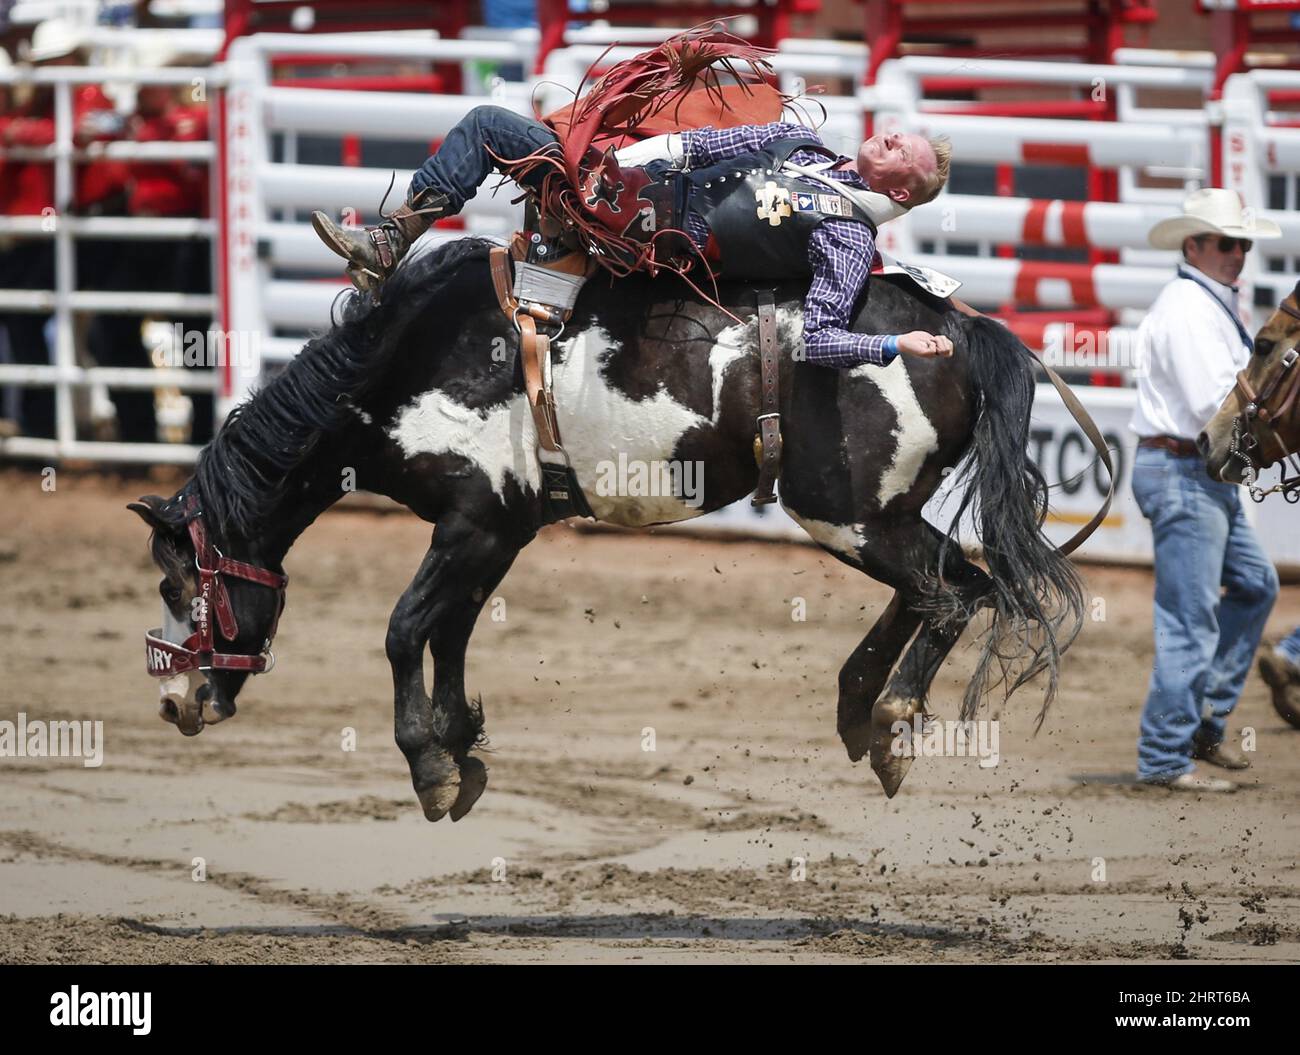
816, 193, 850, 216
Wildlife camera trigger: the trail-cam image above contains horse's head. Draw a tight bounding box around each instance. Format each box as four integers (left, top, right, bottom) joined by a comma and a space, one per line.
129, 491, 287, 736
1200, 279, 1300, 485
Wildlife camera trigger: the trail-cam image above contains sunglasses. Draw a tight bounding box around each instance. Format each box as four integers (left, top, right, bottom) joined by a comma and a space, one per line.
1197, 235, 1253, 254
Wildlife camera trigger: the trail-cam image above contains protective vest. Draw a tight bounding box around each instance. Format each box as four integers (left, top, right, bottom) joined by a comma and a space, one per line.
684, 136, 878, 280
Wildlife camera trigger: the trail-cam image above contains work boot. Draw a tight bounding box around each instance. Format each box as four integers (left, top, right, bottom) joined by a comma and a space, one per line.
1166, 772, 1237, 793
311, 187, 453, 293
1192, 734, 1251, 771
1140, 770, 1237, 793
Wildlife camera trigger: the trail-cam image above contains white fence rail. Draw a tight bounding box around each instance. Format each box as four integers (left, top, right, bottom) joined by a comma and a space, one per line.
5, 35, 1300, 481
220, 33, 538, 407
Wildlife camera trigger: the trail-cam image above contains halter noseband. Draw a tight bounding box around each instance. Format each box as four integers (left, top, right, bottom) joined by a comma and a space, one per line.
1229, 297, 1300, 501
144, 495, 288, 678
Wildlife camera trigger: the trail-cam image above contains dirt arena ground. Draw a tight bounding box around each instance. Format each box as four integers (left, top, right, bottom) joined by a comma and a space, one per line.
1, 467, 1298, 964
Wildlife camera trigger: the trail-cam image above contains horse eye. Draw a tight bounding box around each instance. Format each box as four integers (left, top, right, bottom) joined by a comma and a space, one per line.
159, 581, 182, 605
1256, 338, 1275, 357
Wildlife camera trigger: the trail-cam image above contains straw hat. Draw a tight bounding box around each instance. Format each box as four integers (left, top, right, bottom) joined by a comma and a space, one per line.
27, 19, 85, 63
1148, 188, 1281, 250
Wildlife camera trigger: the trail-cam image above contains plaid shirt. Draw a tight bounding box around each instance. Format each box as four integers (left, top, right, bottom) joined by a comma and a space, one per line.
682, 122, 897, 368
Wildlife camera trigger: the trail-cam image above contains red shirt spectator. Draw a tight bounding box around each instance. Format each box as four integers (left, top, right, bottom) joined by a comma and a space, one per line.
1, 85, 127, 211
127, 99, 209, 217
0, 109, 56, 216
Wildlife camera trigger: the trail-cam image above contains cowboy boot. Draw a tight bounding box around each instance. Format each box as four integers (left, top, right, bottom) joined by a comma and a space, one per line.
311, 187, 453, 292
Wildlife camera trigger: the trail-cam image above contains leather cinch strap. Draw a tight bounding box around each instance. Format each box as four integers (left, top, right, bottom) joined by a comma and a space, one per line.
751, 289, 782, 506
490, 245, 562, 452
489, 244, 513, 313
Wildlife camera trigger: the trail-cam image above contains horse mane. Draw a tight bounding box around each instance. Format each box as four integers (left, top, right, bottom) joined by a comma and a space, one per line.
187, 236, 498, 541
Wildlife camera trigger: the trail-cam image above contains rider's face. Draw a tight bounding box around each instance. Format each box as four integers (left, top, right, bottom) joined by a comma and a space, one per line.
856, 133, 936, 204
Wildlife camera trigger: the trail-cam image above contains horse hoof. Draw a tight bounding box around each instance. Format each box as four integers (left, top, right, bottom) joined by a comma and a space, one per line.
416, 774, 462, 822
449, 757, 488, 822
839, 720, 872, 763
874, 751, 914, 799
869, 696, 921, 798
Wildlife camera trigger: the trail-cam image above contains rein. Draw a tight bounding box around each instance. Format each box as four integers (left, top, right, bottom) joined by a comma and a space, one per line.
1033, 358, 1116, 556
1228, 297, 1300, 502
144, 494, 288, 678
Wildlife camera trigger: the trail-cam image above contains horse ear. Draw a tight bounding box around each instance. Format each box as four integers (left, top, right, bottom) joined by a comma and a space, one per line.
127, 495, 175, 534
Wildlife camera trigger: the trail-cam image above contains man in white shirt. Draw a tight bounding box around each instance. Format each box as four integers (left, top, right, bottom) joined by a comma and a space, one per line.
1130, 188, 1281, 791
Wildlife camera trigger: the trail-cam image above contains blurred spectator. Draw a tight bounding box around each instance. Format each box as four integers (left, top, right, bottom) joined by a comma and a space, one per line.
7, 21, 129, 220
98, 48, 213, 444
2, 19, 128, 440
479, 0, 537, 82
0, 37, 58, 438
0, 43, 21, 436
483, 0, 538, 23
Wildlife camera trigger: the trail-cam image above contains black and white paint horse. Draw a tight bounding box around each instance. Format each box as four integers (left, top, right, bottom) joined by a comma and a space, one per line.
131, 237, 1083, 819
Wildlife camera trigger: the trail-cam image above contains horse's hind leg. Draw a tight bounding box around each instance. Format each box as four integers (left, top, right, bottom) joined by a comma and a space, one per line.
805, 512, 991, 797
387, 511, 524, 822
869, 529, 994, 797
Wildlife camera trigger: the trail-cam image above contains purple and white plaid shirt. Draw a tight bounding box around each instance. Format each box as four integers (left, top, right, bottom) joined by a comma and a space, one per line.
681, 122, 897, 368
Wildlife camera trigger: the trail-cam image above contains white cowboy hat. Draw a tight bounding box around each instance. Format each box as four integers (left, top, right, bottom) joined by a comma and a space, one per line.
26, 19, 85, 63
1148, 187, 1281, 249
133, 39, 179, 69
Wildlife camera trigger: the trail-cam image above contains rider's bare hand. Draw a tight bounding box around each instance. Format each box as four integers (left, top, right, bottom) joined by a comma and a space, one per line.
897, 331, 954, 358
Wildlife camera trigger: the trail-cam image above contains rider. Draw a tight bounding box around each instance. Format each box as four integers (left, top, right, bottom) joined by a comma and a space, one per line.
311, 106, 955, 367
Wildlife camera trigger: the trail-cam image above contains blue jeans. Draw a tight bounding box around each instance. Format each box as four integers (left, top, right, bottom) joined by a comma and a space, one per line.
1131, 446, 1279, 781
408, 105, 560, 210
1277, 626, 1300, 666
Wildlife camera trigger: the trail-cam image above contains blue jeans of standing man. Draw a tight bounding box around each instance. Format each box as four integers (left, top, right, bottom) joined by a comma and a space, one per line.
407, 105, 560, 210
1130, 445, 1279, 782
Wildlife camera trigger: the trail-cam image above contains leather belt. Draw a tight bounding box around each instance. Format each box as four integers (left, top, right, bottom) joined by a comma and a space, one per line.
751, 289, 782, 506
1138, 435, 1200, 457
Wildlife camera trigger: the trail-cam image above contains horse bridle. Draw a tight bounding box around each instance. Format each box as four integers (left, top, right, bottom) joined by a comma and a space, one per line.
1229, 297, 1300, 502
144, 495, 288, 678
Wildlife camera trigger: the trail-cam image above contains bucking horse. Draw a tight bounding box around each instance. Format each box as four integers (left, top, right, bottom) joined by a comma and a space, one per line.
131, 235, 1087, 819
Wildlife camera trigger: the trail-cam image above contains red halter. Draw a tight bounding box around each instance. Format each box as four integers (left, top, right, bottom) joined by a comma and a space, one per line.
144, 496, 288, 678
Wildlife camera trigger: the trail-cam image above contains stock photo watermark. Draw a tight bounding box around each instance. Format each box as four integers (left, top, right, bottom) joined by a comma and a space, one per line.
891, 715, 1000, 768
0, 713, 104, 768
50, 987, 150, 1035
1038, 323, 1147, 376
593, 454, 704, 507
147, 324, 262, 378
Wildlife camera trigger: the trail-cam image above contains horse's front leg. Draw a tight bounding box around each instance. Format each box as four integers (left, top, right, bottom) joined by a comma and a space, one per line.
387, 512, 524, 822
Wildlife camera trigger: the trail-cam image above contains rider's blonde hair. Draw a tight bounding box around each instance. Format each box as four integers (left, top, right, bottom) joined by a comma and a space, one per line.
911, 136, 951, 206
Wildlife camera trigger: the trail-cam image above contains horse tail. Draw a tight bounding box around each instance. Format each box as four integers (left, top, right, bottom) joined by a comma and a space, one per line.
940, 314, 1085, 725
